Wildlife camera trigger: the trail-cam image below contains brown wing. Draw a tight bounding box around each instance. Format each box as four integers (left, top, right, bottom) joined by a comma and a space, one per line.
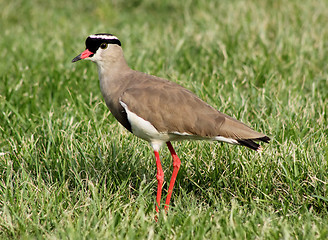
120, 72, 267, 141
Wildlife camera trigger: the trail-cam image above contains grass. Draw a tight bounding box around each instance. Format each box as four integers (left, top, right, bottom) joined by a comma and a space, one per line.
1, 0, 328, 239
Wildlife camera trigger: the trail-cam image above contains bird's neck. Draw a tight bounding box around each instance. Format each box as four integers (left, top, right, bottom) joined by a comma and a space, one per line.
97, 54, 133, 107
97, 53, 130, 77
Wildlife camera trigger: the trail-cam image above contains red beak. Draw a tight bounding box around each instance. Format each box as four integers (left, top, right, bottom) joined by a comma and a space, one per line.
72, 49, 94, 63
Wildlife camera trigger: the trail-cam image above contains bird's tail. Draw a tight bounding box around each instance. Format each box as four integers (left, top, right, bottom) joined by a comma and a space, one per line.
237, 136, 270, 152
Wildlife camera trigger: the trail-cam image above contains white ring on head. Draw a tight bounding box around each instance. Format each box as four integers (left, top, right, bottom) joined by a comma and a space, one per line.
89, 35, 119, 40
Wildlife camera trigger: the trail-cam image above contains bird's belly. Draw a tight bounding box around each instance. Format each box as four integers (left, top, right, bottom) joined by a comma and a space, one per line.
120, 101, 170, 145
130, 116, 170, 143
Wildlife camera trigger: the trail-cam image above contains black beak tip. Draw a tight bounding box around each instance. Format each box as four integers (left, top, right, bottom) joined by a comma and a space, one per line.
72, 54, 82, 63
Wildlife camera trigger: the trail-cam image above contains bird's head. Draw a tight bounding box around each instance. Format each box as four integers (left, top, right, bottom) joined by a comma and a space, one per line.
72, 33, 122, 63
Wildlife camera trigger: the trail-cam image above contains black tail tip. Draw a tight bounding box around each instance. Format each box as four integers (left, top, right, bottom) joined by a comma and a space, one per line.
237, 136, 270, 152
258, 136, 270, 143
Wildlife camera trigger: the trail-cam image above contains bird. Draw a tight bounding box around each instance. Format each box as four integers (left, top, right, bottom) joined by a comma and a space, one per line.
72, 33, 270, 213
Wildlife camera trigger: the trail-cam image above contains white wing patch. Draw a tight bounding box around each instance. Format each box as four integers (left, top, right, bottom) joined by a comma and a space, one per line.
171, 132, 238, 144
214, 136, 238, 144
172, 131, 192, 136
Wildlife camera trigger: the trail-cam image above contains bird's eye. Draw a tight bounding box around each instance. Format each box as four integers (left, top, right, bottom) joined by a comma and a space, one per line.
100, 43, 108, 49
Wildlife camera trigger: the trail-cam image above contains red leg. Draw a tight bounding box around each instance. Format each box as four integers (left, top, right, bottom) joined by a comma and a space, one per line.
164, 142, 181, 211
154, 150, 164, 213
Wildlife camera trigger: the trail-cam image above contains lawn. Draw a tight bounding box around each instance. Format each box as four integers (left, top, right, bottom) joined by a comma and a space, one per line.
1, 0, 328, 239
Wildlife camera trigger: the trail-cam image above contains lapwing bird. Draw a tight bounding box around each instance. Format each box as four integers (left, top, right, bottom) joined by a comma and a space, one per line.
72, 33, 270, 213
